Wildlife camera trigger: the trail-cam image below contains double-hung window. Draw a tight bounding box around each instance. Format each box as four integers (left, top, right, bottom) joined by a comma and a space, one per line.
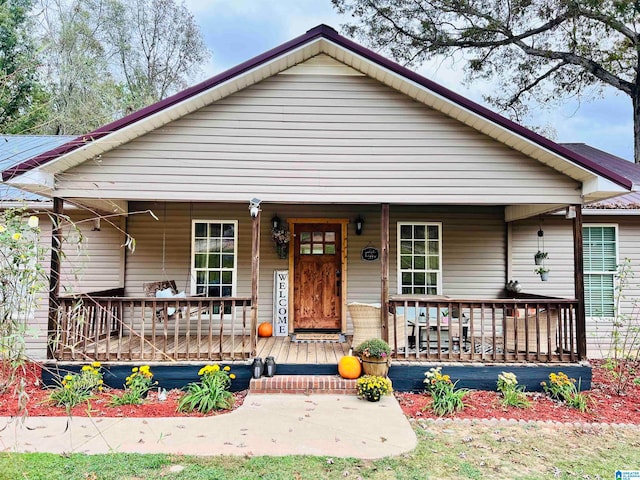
397, 222, 442, 295
583, 225, 618, 317
192, 221, 237, 298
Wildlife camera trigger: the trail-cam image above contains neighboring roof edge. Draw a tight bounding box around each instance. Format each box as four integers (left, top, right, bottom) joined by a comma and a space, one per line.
1, 24, 633, 190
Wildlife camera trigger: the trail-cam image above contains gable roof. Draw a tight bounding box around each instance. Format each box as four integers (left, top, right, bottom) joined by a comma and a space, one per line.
1, 24, 634, 205
1, 135, 74, 202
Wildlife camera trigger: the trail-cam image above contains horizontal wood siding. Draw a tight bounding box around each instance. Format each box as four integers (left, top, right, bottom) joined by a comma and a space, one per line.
510, 214, 640, 358
28, 211, 125, 360
56, 56, 581, 204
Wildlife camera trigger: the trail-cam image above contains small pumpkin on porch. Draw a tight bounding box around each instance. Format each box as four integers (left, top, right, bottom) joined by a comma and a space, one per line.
258, 322, 273, 337
338, 350, 362, 379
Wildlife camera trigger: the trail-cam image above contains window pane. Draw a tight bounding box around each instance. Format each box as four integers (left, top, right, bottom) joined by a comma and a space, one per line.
222, 224, 234, 237
312, 244, 323, 254
222, 271, 232, 284
313, 232, 323, 242
427, 272, 438, 285
208, 239, 221, 253
414, 272, 425, 286
300, 232, 311, 242
196, 271, 206, 284
300, 244, 311, 254
196, 285, 205, 295
414, 287, 425, 294
222, 255, 234, 268
325, 232, 335, 242
195, 223, 207, 237
195, 254, 206, 268
414, 225, 425, 239
325, 244, 336, 254
400, 225, 412, 239
208, 254, 220, 268
208, 271, 220, 285
209, 223, 221, 237
402, 272, 412, 286
208, 286, 220, 297
414, 256, 425, 269
400, 241, 413, 255
221, 239, 234, 253
427, 225, 439, 240
194, 239, 207, 253
414, 241, 425, 255
428, 241, 438, 255
428, 256, 439, 269
222, 286, 232, 297
402, 287, 412, 294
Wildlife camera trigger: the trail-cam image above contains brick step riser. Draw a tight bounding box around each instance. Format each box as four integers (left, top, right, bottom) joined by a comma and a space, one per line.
250, 374, 358, 394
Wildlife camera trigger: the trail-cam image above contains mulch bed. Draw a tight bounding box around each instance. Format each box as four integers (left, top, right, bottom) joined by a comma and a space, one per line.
0, 361, 638, 423
396, 360, 640, 424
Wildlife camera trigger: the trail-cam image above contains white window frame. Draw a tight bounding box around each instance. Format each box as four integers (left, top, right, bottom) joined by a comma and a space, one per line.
190, 220, 238, 297
396, 222, 443, 296
583, 223, 618, 318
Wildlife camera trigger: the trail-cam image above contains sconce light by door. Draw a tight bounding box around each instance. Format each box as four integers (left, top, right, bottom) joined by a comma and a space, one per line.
354, 215, 364, 235
271, 214, 281, 230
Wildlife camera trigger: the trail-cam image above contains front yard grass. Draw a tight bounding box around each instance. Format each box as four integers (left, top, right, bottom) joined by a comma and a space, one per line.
0, 421, 638, 479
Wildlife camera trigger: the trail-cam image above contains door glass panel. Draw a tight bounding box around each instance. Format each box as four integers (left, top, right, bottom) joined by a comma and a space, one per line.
325, 244, 336, 254
300, 232, 311, 242
325, 232, 335, 242
312, 244, 323, 254
312, 232, 323, 242
300, 244, 311, 254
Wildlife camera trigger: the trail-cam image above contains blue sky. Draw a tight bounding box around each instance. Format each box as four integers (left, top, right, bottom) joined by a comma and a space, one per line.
185, 0, 633, 161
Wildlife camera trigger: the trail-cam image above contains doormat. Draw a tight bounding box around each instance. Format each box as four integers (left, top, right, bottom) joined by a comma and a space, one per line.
292, 333, 345, 343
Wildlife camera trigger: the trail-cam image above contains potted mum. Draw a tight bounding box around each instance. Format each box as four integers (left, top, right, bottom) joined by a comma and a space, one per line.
356, 375, 393, 402
354, 338, 391, 377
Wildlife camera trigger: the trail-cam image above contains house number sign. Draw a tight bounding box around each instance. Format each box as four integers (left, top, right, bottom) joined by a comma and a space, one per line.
361, 247, 380, 262
273, 270, 289, 336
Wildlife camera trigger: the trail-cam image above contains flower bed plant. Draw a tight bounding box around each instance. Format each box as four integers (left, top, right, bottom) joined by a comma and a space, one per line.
48, 362, 104, 413
541, 371, 589, 412
497, 371, 530, 409
423, 366, 468, 416
109, 365, 157, 406
177, 364, 236, 414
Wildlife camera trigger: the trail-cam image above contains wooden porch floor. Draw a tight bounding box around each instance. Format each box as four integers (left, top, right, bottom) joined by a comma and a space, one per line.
256, 336, 351, 364
63, 334, 351, 363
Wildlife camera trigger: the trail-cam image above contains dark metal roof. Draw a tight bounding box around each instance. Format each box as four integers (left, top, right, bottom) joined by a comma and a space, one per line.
0, 24, 634, 190
0, 135, 74, 201
560, 143, 640, 209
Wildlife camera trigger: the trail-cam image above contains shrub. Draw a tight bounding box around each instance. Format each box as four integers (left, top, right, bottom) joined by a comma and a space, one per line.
354, 338, 391, 358
423, 366, 468, 416
356, 375, 392, 401
109, 365, 156, 406
541, 371, 589, 412
496, 372, 530, 409
177, 364, 235, 414
49, 362, 104, 413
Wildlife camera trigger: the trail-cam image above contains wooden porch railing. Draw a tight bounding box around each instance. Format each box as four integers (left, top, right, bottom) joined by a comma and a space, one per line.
388, 296, 579, 363
53, 293, 252, 361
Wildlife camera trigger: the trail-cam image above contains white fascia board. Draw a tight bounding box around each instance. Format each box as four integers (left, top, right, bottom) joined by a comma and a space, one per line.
582, 176, 628, 198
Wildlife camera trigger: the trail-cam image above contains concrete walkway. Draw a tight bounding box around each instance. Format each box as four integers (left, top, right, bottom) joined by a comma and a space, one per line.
0, 394, 417, 458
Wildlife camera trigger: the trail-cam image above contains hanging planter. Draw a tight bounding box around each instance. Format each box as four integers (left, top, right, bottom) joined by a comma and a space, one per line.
276, 243, 288, 259
535, 267, 550, 281
534, 251, 548, 265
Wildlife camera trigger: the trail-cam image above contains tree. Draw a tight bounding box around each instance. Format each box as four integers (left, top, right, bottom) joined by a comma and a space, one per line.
34, 0, 123, 134
0, 0, 50, 133
332, 0, 640, 163
104, 0, 209, 113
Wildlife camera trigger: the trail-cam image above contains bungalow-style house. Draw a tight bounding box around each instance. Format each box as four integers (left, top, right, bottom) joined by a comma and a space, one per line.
3, 25, 639, 389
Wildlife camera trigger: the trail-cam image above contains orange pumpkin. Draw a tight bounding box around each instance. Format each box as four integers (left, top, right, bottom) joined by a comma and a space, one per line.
258, 322, 273, 337
338, 352, 362, 379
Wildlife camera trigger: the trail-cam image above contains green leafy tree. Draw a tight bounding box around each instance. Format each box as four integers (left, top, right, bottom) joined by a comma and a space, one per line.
0, 0, 50, 133
332, 0, 640, 163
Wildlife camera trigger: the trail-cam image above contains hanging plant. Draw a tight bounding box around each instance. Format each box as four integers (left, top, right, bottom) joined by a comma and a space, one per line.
534, 251, 548, 265
534, 267, 550, 281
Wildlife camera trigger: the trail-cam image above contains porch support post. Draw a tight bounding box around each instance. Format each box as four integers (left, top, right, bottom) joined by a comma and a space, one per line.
381, 203, 390, 343
47, 197, 63, 359
572, 204, 586, 359
250, 209, 261, 357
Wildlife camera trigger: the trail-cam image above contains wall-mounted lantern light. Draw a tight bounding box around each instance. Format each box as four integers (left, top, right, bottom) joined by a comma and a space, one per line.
355, 215, 364, 235
271, 214, 281, 230
249, 198, 262, 218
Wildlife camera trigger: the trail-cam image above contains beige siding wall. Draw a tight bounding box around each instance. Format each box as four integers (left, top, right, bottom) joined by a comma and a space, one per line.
57, 57, 580, 205
125, 202, 506, 335
28, 210, 125, 360
510, 214, 640, 358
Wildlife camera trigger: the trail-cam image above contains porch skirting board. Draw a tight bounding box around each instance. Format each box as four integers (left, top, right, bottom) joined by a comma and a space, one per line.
250, 375, 357, 395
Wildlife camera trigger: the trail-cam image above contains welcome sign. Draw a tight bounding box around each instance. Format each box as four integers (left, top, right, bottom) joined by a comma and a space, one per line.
273, 270, 289, 336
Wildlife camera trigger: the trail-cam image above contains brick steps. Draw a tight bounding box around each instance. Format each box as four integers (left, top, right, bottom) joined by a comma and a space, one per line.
250, 375, 358, 394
